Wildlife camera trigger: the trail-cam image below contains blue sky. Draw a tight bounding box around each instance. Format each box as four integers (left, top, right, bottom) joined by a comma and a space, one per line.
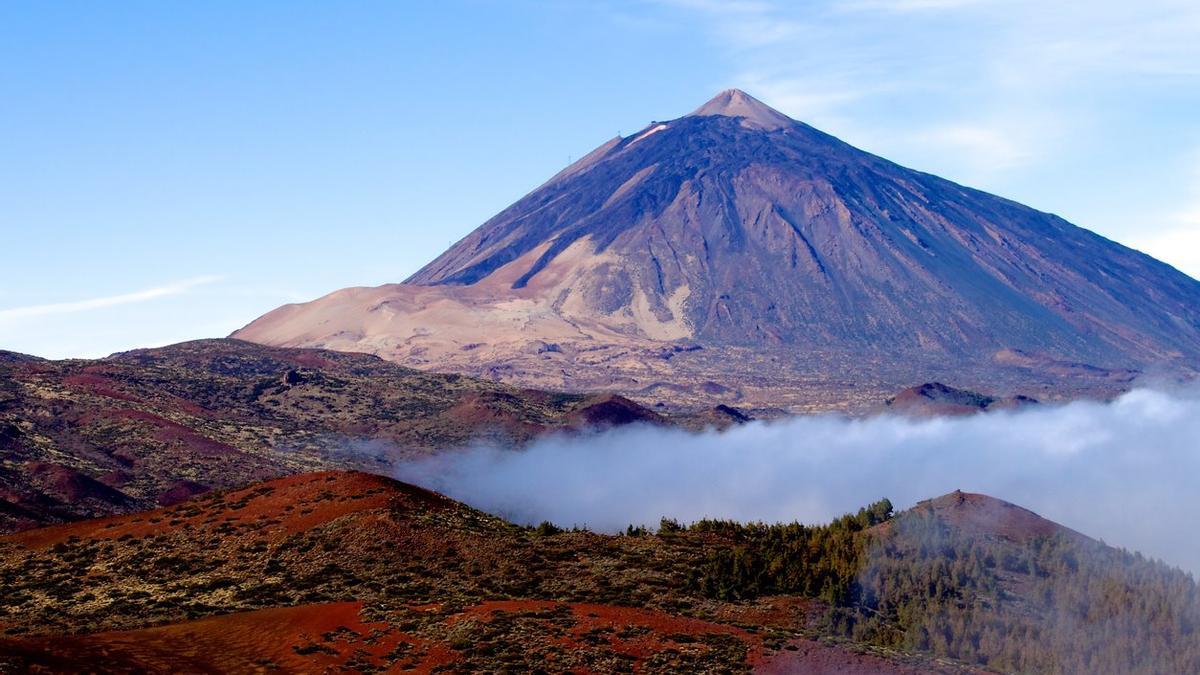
2, 0, 1198, 358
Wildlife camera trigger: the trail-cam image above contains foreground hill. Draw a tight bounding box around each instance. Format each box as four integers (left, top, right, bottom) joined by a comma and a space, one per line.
235, 89, 1198, 411
1, 472, 1195, 673
0, 339, 661, 532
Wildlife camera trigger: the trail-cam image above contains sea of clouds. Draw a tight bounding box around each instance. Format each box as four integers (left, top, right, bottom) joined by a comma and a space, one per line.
397, 386, 1200, 574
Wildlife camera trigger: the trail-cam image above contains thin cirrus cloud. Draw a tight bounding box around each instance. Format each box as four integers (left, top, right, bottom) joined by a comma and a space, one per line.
910, 123, 1037, 175
666, 0, 1200, 143
0, 276, 222, 323
653, 0, 804, 49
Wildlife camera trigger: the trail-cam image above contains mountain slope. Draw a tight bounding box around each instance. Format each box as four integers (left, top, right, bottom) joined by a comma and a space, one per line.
235, 90, 1200, 411
2, 471, 1196, 673
0, 339, 661, 532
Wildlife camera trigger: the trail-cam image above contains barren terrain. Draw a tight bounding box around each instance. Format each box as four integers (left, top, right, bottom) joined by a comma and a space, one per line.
1, 471, 1195, 673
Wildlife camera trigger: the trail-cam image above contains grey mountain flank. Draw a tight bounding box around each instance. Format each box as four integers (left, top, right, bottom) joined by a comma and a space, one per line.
235, 90, 1200, 412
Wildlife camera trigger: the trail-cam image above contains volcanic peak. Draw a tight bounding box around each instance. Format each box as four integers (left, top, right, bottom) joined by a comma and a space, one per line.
688, 88, 793, 130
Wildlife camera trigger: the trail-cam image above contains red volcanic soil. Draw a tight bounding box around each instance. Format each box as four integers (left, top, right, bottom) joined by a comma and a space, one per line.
0, 601, 453, 674
451, 599, 764, 665
758, 638, 987, 674
4, 471, 413, 550
0, 599, 772, 674
710, 595, 825, 632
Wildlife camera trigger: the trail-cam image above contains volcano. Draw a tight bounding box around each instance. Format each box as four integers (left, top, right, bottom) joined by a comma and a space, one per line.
235, 90, 1200, 411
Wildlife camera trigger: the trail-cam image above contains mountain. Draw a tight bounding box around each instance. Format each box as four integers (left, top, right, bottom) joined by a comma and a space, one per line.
884, 382, 1038, 416
234, 89, 1200, 412
2, 471, 1196, 673
0, 339, 661, 532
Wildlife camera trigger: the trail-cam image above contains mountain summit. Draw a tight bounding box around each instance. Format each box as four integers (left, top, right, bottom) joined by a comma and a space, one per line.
688, 88, 793, 129
235, 90, 1200, 411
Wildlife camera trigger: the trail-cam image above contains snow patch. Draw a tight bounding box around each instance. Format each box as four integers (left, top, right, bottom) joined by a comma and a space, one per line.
629, 124, 669, 146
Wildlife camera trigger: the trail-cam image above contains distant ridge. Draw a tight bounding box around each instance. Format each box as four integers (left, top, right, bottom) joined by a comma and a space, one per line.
885, 382, 1038, 416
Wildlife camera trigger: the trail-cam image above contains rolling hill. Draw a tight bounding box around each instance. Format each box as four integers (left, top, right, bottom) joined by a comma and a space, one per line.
0, 339, 663, 532
1, 471, 1195, 673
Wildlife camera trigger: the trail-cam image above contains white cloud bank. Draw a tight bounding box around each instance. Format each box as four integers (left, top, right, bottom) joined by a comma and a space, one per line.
399, 387, 1200, 574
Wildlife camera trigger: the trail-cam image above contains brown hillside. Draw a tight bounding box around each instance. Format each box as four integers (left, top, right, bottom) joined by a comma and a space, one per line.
0, 339, 661, 533
0, 472, 1002, 674
3, 472, 1196, 673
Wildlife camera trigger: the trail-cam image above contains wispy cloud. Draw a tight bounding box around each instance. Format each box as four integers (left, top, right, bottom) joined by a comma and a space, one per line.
653, 0, 805, 48
0, 276, 222, 322
652, 1, 1200, 146
905, 119, 1052, 182
645, 0, 1200, 272
733, 72, 875, 127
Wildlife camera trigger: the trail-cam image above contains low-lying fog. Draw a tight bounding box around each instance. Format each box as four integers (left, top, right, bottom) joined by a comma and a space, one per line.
396, 386, 1200, 575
